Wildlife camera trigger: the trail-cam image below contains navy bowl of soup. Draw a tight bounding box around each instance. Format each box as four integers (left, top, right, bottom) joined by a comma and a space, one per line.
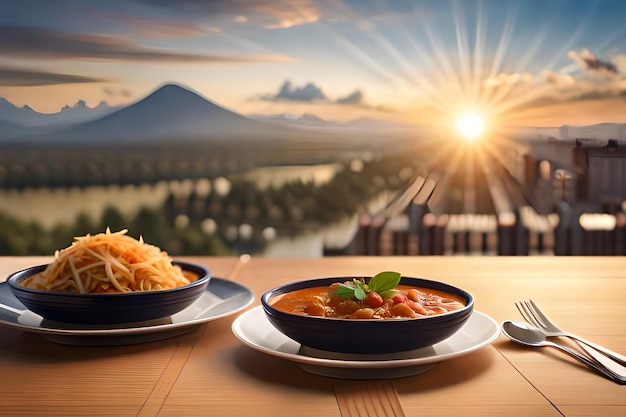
7, 261, 211, 325
261, 275, 474, 354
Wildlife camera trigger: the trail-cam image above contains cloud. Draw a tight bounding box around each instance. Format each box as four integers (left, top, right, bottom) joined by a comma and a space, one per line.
134, 0, 322, 30
0, 25, 293, 63
557, 49, 626, 101
614, 55, 626, 74
95, 11, 208, 38
542, 71, 576, 89
266, 80, 327, 102
255, 1, 321, 29
0, 67, 105, 86
480, 48, 626, 116
536, 68, 625, 105
261, 80, 369, 108
103, 86, 133, 99
483, 72, 534, 88
1, 0, 323, 35
568, 49, 620, 77
336, 89, 363, 105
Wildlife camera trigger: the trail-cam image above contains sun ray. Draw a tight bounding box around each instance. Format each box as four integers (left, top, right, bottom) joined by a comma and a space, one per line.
488, 21, 572, 123
541, 1, 599, 76
470, 2, 487, 107
421, 134, 469, 171
421, 16, 467, 101
309, 2, 415, 92
480, 3, 518, 111
452, 0, 471, 98
426, 145, 468, 216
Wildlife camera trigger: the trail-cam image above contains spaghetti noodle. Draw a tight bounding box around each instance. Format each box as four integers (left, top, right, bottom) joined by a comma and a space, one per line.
20, 229, 193, 293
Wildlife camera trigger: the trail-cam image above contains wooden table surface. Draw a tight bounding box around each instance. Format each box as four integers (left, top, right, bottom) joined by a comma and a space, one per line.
0, 256, 624, 417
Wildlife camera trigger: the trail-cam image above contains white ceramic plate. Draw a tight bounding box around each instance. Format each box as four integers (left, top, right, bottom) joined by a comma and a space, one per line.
0, 278, 254, 346
232, 306, 500, 379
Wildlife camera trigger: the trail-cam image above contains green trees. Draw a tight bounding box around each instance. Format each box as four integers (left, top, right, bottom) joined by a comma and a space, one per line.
0, 153, 420, 256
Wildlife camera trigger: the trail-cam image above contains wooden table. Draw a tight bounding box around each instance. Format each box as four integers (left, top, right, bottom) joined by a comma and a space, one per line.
0, 256, 624, 417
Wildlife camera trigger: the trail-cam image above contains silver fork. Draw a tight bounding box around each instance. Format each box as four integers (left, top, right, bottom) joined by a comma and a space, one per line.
516, 299, 626, 368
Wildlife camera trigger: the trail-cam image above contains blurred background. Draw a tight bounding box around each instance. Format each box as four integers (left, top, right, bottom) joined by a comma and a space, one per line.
1, 0, 625, 257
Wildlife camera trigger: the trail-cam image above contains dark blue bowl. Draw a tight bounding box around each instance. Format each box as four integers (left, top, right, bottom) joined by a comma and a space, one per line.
7, 261, 211, 324
261, 276, 474, 354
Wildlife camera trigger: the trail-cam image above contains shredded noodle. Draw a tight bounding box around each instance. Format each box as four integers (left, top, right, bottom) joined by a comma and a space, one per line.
20, 229, 193, 293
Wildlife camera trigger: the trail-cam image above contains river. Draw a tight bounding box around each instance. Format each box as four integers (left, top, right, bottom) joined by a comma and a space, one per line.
0, 164, 353, 256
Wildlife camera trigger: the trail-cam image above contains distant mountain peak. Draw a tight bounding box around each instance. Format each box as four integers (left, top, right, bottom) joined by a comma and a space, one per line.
56, 81, 276, 144
143, 82, 215, 104
0, 81, 289, 144
60, 99, 96, 112
0, 97, 17, 108
156, 82, 188, 91
0, 94, 118, 128
300, 113, 326, 123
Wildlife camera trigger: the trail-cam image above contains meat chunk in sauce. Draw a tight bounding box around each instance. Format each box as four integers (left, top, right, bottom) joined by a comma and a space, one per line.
270, 280, 465, 319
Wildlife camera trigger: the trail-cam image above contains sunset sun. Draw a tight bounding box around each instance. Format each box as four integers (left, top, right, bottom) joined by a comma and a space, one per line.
455, 111, 486, 141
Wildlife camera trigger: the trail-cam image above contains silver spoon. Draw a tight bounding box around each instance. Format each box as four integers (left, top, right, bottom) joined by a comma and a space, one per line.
501, 320, 625, 384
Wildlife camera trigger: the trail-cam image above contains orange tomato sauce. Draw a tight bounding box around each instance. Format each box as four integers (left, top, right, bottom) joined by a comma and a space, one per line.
270, 284, 466, 319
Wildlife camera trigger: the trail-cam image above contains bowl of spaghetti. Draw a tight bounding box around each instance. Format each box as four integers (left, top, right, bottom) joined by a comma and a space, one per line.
7, 229, 211, 325
261, 273, 474, 354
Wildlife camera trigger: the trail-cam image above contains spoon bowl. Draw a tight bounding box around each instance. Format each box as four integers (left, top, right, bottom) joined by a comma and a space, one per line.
501, 320, 552, 346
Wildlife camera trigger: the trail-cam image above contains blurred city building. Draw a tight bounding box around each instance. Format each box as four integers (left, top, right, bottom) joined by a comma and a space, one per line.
346, 135, 626, 256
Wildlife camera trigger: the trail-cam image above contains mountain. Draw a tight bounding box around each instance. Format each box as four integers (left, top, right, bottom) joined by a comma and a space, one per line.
54, 100, 118, 125
251, 112, 331, 127
0, 117, 25, 136
58, 83, 279, 144
0, 82, 430, 147
559, 123, 626, 143
0, 97, 117, 127
0, 98, 41, 126
251, 112, 415, 131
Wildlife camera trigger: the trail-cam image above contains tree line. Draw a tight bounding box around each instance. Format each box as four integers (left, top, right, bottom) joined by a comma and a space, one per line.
0, 153, 421, 257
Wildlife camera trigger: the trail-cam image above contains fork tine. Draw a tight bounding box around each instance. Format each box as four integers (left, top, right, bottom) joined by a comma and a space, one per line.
515, 301, 541, 328
524, 301, 545, 328
523, 300, 548, 329
514, 302, 528, 321
527, 299, 553, 329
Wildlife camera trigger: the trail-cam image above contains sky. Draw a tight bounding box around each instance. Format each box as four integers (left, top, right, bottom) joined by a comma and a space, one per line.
1, 0, 626, 130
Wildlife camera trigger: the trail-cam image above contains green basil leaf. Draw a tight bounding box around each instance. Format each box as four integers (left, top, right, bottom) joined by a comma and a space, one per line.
354, 284, 366, 301
380, 289, 398, 299
368, 271, 401, 294
334, 283, 356, 299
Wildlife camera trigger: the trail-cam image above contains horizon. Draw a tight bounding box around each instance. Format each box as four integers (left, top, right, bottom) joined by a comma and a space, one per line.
1, 0, 626, 136
2, 81, 624, 142
2, 80, 625, 149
